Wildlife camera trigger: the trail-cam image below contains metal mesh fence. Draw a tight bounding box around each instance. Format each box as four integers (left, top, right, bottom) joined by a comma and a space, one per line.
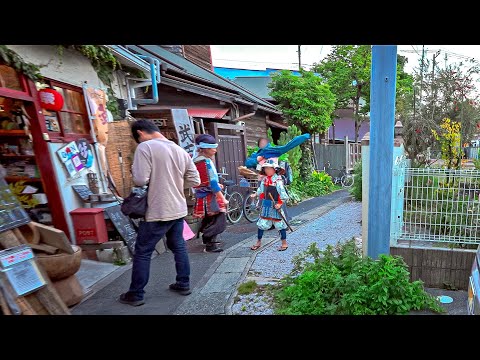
392, 167, 480, 245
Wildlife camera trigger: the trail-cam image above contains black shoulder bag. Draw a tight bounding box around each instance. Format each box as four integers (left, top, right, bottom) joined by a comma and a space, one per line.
121, 186, 148, 219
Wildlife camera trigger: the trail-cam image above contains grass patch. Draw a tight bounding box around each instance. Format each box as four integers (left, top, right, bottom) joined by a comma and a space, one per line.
237, 280, 258, 295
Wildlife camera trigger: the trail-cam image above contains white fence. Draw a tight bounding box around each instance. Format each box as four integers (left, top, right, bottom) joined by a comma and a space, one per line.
391, 167, 480, 245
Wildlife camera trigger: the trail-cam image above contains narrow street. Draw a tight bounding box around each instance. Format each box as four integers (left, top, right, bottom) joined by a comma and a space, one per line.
71, 190, 351, 315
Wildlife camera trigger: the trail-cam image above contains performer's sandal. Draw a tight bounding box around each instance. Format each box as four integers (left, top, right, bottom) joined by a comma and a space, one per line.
250, 244, 261, 250
278, 245, 288, 251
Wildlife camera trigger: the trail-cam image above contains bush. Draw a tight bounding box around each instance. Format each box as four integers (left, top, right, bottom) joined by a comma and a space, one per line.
273, 240, 444, 315
349, 161, 362, 201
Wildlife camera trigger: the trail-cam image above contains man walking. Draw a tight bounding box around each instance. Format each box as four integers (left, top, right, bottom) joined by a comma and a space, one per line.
119, 119, 200, 306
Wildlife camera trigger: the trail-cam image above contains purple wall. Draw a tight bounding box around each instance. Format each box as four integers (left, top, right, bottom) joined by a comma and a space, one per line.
328, 118, 370, 141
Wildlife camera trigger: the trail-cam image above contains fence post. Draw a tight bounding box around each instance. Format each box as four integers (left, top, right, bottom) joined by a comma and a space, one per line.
345, 135, 349, 169
361, 132, 370, 257
367, 45, 397, 259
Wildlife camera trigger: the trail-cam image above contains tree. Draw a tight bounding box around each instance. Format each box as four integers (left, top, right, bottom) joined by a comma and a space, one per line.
268, 69, 336, 181
313, 47, 415, 144
312, 45, 371, 143
432, 118, 462, 169
400, 56, 480, 165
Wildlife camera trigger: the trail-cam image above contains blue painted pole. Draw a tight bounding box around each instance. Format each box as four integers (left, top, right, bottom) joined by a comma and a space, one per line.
367, 45, 397, 259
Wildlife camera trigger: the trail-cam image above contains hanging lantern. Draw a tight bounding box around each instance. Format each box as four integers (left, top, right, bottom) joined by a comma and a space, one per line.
38, 88, 64, 111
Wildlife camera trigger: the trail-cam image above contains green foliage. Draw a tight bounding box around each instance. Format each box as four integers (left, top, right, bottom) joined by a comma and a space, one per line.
237, 280, 258, 295
277, 124, 302, 179
266, 67, 332, 180
268, 69, 336, 135
0, 45, 43, 82
247, 145, 257, 157
473, 158, 480, 170
57, 45, 144, 120
349, 161, 362, 201
312, 45, 371, 142
290, 170, 334, 199
274, 240, 444, 315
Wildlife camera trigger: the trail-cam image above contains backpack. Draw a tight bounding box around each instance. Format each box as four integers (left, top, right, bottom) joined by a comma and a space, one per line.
279, 161, 293, 185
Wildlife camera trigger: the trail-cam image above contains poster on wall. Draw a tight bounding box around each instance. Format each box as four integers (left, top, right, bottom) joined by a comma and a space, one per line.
171, 109, 195, 155
75, 138, 94, 168
84, 86, 109, 145
57, 141, 85, 177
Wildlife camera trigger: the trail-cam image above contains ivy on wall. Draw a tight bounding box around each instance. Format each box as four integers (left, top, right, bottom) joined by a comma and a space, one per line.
1, 45, 146, 120
0, 45, 43, 82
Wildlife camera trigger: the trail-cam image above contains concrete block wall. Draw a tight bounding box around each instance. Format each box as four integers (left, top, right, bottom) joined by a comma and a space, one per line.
391, 245, 476, 290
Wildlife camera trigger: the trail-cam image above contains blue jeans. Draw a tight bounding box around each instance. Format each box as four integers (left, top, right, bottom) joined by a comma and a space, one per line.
127, 218, 190, 299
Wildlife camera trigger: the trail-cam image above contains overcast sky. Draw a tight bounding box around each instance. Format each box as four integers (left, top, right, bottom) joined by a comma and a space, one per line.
210, 45, 480, 74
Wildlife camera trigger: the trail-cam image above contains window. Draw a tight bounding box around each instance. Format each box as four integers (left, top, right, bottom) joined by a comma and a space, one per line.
35, 80, 91, 142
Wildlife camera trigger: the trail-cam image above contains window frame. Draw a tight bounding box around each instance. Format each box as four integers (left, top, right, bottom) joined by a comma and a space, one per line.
39, 79, 92, 143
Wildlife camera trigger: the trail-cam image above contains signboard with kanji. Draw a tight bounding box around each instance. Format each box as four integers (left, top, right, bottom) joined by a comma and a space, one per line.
171, 109, 195, 155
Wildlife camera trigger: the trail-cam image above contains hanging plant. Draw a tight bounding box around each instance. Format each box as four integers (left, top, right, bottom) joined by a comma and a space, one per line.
0, 45, 43, 82
57, 45, 146, 120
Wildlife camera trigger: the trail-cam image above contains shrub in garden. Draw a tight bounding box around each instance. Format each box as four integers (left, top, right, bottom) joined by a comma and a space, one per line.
273, 240, 444, 315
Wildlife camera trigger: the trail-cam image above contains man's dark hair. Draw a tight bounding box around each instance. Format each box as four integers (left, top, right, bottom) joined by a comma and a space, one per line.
195, 133, 216, 145
131, 119, 160, 144
257, 137, 268, 147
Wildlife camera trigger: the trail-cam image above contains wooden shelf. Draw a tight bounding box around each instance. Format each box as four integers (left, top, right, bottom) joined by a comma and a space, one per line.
4, 176, 41, 182
0, 130, 27, 137
0, 154, 35, 159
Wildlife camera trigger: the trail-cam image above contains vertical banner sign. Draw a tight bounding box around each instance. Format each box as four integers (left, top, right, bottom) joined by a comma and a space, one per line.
171, 109, 195, 155
84, 87, 109, 146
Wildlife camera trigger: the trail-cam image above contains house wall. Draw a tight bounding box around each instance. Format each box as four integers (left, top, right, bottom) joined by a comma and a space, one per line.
329, 118, 370, 142
7, 45, 128, 100
245, 112, 268, 148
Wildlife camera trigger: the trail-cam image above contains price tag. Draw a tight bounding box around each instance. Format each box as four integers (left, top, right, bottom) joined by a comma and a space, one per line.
0, 245, 46, 297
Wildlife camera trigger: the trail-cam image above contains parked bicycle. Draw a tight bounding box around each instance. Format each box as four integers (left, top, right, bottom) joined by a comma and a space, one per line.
324, 161, 354, 188
239, 176, 261, 223
218, 173, 244, 224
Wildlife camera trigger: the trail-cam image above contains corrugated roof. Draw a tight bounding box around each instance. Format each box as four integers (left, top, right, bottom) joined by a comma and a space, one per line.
187, 108, 229, 119
127, 45, 280, 114
232, 77, 273, 100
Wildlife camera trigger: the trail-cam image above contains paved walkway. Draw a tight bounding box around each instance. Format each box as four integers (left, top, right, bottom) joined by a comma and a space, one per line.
174, 194, 353, 315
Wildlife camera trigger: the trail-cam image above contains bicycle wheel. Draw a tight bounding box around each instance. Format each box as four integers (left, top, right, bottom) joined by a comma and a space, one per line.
341, 174, 354, 188
226, 191, 244, 224
243, 194, 261, 223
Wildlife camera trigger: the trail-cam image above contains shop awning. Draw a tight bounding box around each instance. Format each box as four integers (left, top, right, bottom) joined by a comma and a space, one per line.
187, 108, 229, 119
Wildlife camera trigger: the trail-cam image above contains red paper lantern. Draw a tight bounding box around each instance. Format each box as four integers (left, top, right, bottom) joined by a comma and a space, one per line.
38, 88, 64, 111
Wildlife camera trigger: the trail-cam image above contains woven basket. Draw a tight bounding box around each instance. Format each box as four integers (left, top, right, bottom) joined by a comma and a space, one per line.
105, 120, 137, 198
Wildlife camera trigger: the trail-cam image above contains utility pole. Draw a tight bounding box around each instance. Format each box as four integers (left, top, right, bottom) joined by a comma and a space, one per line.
367, 45, 398, 259
297, 45, 302, 71
420, 45, 425, 104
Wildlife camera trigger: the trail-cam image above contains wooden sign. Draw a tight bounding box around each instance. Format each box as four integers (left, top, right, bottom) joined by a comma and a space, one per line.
104, 205, 137, 255
132, 110, 179, 142
172, 109, 195, 155
71, 185, 94, 202
0, 178, 30, 233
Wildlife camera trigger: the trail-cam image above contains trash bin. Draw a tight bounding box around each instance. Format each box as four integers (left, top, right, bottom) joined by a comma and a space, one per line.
69, 208, 108, 245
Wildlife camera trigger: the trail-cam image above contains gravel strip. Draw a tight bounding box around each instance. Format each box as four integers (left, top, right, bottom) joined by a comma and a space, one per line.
232, 201, 362, 315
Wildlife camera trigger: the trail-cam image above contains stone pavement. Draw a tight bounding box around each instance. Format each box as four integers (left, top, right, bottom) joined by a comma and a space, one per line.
174, 194, 353, 315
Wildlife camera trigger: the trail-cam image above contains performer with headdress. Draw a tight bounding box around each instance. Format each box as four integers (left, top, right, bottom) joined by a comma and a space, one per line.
192, 134, 227, 253
250, 159, 289, 252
